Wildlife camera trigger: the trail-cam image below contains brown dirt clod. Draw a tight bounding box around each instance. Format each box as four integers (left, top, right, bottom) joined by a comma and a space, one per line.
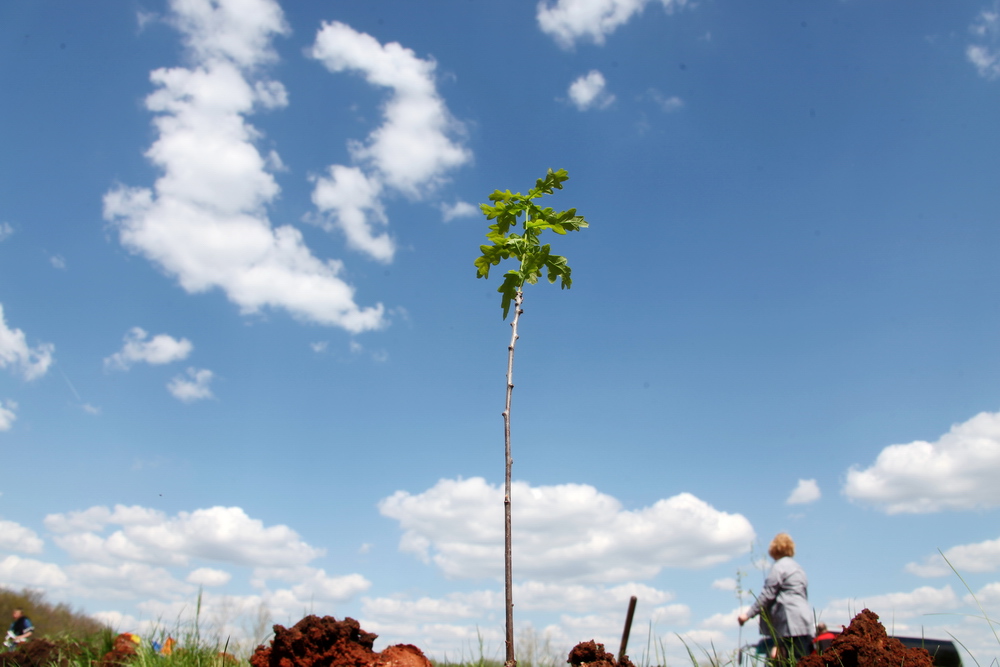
99, 633, 141, 667
798, 609, 934, 667
250, 615, 431, 667
567, 640, 634, 667
0, 639, 82, 667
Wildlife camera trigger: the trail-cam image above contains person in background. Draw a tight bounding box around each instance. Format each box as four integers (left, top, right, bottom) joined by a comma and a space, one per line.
6, 608, 33, 647
738, 533, 813, 664
813, 623, 836, 653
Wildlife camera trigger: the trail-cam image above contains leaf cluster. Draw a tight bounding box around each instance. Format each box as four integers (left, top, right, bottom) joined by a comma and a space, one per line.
475, 169, 589, 318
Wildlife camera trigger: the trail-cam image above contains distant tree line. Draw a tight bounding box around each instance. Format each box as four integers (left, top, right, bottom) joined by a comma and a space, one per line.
0, 587, 107, 639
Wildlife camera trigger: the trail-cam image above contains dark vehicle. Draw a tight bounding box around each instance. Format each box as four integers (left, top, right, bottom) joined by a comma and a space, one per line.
742, 636, 962, 667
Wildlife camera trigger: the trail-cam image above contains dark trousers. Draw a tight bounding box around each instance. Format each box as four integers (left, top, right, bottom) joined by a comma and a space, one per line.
777, 636, 813, 665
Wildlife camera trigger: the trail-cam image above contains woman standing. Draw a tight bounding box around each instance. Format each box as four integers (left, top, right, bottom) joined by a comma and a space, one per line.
738, 533, 813, 664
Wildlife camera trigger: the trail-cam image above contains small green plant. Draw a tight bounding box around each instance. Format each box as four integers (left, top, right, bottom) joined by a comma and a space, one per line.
476, 168, 589, 667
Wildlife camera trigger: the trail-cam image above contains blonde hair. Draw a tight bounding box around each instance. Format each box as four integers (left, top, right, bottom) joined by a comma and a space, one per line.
769, 532, 795, 559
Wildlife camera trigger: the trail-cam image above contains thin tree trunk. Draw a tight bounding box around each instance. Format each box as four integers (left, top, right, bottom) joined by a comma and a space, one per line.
503, 288, 523, 667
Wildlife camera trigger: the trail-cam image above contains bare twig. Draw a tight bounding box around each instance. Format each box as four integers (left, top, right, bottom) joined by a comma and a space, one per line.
503, 289, 523, 667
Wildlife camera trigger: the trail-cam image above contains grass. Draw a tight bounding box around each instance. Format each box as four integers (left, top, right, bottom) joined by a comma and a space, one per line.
1, 587, 250, 667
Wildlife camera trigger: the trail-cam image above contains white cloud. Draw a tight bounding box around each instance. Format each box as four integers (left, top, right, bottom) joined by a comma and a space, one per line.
970, 8, 999, 37
168, 367, 215, 402
969, 45, 1000, 79
104, 0, 385, 333
440, 201, 478, 222
822, 585, 960, 621
45, 504, 324, 568
378, 477, 754, 582
308, 21, 472, 262
786, 479, 820, 505
968, 581, 1000, 608
67, 561, 194, 600
517, 581, 675, 612
362, 594, 483, 624
906, 537, 1000, 577
50, 254, 67, 270
187, 567, 232, 586
91, 609, 142, 633
968, 8, 1000, 79
0, 519, 44, 553
0, 303, 55, 381
648, 89, 683, 112
0, 400, 16, 431
568, 70, 615, 111
105, 327, 193, 370
361, 581, 677, 633
0, 555, 69, 588
310, 341, 328, 353
0, 222, 12, 241
538, 0, 688, 48
7, 503, 370, 650
711, 577, 737, 591
168, 0, 289, 69
844, 409, 1000, 513
286, 569, 372, 602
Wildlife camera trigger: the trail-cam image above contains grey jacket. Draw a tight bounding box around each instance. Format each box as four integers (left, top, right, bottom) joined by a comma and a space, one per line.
746, 557, 812, 638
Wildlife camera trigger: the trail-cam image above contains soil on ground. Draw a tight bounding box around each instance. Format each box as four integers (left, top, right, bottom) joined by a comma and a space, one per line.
250, 615, 431, 667
99, 633, 140, 667
0, 638, 81, 667
798, 609, 933, 667
567, 639, 635, 667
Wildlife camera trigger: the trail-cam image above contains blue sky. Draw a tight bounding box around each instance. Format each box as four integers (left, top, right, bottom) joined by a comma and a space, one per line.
4, 0, 1000, 662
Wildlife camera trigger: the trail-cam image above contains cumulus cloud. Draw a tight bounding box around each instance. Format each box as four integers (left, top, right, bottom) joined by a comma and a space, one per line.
67, 562, 194, 600
7, 503, 370, 647
360, 580, 683, 653
105, 327, 193, 370
363, 581, 676, 628
822, 585, 960, 621
0, 400, 16, 431
287, 569, 372, 603
440, 201, 477, 222
0, 555, 69, 588
0, 303, 54, 381
45, 504, 324, 568
187, 567, 232, 587
968, 8, 1000, 79
968, 581, 1000, 609
647, 89, 684, 112
907, 537, 1000, 577
308, 21, 472, 262
844, 409, 1000, 513
538, 0, 688, 48
0, 519, 44, 554
568, 70, 615, 110
378, 477, 754, 582
0, 222, 12, 241
711, 577, 737, 591
168, 367, 215, 402
104, 0, 385, 333
786, 479, 820, 505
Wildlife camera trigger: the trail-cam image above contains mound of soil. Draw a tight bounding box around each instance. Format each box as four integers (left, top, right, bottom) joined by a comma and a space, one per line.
250, 615, 431, 667
567, 640, 634, 667
798, 609, 933, 667
0, 639, 81, 667
98, 633, 141, 667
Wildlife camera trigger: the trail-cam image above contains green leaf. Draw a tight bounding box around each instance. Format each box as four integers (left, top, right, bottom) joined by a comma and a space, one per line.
476, 168, 588, 315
